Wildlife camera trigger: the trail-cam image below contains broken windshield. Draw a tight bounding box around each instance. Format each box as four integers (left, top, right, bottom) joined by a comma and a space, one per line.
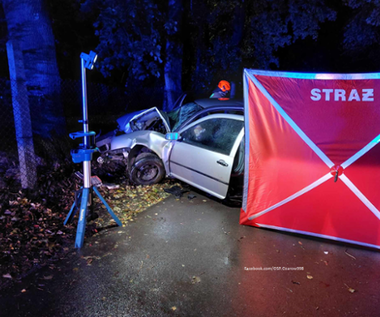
166, 102, 203, 131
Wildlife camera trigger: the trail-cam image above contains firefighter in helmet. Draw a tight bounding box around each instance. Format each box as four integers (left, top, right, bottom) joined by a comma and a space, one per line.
210, 80, 231, 100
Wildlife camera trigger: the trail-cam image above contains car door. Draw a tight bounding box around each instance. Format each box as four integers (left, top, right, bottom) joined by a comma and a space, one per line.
168, 114, 244, 199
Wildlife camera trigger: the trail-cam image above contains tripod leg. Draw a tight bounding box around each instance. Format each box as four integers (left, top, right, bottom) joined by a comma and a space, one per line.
64, 189, 82, 225
64, 200, 77, 225
93, 186, 122, 227
75, 187, 90, 248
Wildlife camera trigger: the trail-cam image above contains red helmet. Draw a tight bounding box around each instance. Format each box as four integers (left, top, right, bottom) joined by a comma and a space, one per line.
218, 80, 231, 92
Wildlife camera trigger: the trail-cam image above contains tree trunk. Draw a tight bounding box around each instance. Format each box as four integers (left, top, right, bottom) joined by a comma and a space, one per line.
190, 0, 209, 93
6, 40, 37, 189
2, 0, 66, 136
163, 0, 183, 112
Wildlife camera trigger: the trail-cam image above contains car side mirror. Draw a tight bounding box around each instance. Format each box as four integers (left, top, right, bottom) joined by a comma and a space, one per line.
165, 132, 181, 141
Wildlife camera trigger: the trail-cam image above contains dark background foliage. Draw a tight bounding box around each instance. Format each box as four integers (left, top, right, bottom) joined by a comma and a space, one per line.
2, 0, 380, 105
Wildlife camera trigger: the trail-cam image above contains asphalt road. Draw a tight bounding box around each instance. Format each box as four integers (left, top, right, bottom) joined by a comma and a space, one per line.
1, 190, 380, 316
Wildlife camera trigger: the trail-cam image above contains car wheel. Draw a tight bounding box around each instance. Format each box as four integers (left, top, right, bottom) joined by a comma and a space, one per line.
130, 153, 165, 185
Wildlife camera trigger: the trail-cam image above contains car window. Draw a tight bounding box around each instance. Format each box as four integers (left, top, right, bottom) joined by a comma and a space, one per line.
174, 107, 244, 132
167, 102, 203, 131
180, 118, 243, 155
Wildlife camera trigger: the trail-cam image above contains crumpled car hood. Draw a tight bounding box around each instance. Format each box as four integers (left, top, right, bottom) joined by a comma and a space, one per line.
116, 107, 170, 134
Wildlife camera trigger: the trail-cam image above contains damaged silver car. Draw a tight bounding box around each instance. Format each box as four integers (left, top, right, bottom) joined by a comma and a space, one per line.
96, 95, 244, 200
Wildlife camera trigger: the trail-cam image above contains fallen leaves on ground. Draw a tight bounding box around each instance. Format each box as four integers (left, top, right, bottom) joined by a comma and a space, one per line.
94, 181, 177, 227
191, 276, 201, 284
344, 283, 356, 293
0, 195, 77, 282
0, 157, 180, 284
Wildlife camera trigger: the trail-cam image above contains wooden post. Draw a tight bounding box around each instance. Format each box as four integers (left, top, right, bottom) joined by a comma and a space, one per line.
6, 40, 37, 189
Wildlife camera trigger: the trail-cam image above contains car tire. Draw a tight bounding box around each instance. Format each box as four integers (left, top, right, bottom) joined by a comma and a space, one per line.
130, 153, 165, 185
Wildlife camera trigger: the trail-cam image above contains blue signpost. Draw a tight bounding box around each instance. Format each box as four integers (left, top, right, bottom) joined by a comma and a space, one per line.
64, 51, 122, 248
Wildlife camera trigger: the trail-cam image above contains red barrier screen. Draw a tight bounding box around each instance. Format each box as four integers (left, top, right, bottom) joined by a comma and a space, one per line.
241, 70, 380, 249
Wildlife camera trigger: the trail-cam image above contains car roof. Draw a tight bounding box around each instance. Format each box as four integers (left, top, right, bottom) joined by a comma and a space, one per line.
194, 98, 244, 108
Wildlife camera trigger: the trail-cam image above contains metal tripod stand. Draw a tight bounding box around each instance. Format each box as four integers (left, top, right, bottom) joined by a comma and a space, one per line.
64, 51, 122, 248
